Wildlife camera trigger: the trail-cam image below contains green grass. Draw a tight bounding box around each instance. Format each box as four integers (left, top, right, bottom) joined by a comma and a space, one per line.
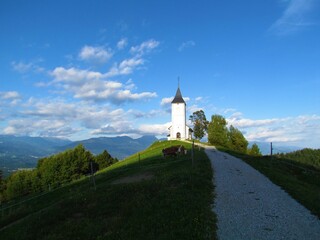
0, 140, 216, 240
217, 147, 320, 219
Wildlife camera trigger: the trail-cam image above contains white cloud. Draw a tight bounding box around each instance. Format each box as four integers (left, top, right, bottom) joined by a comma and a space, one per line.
11, 60, 44, 74
106, 58, 144, 77
128, 109, 161, 119
51, 67, 103, 84
11, 61, 33, 73
229, 118, 282, 128
91, 120, 137, 136
79, 45, 113, 63
125, 79, 136, 90
160, 97, 173, 106
138, 122, 171, 135
0, 91, 20, 100
187, 104, 204, 115
23, 100, 78, 119
68, 78, 156, 104
117, 38, 128, 49
0, 91, 21, 105
49, 67, 157, 104
269, 0, 316, 35
178, 40, 195, 52
3, 97, 137, 138
113, 90, 157, 103
184, 97, 190, 102
3, 119, 78, 138
130, 39, 160, 56
226, 113, 320, 148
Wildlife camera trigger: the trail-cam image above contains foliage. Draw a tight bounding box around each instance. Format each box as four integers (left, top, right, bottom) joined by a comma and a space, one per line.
248, 143, 262, 156
207, 115, 249, 153
207, 114, 228, 147
94, 150, 117, 170
0, 145, 117, 202
0, 140, 216, 240
3, 170, 38, 200
189, 110, 209, 140
227, 125, 248, 153
277, 148, 320, 170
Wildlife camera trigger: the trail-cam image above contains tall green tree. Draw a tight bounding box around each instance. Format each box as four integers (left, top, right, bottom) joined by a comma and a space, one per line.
249, 143, 262, 156
227, 125, 248, 153
207, 114, 228, 147
189, 110, 209, 140
4, 170, 34, 199
94, 150, 118, 170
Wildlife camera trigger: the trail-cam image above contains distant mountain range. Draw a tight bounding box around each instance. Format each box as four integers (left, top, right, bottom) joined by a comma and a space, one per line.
0, 135, 157, 177
61, 135, 158, 159
0, 134, 302, 177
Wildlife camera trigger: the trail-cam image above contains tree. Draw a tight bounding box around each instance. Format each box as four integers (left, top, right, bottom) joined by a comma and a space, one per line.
249, 143, 262, 156
207, 114, 228, 147
94, 150, 117, 170
189, 110, 209, 140
4, 170, 34, 199
227, 125, 248, 153
1, 145, 119, 202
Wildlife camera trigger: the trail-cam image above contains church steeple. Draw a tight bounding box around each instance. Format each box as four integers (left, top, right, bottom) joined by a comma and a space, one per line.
171, 86, 185, 104
168, 81, 192, 140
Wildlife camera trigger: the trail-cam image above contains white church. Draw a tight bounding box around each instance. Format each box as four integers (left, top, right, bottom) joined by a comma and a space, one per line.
167, 86, 193, 140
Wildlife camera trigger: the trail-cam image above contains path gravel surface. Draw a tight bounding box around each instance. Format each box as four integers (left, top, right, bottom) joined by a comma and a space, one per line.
204, 146, 320, 240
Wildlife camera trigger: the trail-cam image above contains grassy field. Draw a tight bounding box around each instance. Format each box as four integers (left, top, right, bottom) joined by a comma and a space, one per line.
0, 140, 216, 240
217, 147, 320, 219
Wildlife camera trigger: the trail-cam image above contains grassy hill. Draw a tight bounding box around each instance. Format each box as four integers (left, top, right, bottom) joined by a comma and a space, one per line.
0, 140, 216, 240
277, 148, 320, 170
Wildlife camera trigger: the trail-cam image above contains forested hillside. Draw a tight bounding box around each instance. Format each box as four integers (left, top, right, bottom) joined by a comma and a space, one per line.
277, 148, 320, 169
0, 145, 117, 201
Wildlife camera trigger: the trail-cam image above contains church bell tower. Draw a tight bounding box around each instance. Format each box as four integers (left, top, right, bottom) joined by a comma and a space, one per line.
168, 85, 192, 140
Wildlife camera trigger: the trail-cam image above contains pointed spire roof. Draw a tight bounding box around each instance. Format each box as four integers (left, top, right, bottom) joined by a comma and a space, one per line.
171, 87, 185, 104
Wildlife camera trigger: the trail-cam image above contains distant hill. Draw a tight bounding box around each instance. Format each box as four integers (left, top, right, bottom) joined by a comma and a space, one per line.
60, 135, 158, 160
0, 135, 157, 177
0, 135, 72, 176
0, 135, 71, 156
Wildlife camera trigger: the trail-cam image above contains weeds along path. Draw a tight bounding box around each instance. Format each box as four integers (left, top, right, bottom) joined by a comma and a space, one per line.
204, 146, 320, 240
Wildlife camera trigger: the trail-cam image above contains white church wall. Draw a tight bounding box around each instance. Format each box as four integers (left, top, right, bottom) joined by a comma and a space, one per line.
170, 102, 186, 140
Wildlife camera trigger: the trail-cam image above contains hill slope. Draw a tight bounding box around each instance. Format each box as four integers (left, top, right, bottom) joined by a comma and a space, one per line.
0, 140, 216, 240
277, 148, 320, 169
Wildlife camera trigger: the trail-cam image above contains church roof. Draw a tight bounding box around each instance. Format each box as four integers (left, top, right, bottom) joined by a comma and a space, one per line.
171, 87, 185, 104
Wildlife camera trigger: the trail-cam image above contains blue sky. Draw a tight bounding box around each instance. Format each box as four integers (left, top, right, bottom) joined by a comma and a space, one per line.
0, 0, 319, 148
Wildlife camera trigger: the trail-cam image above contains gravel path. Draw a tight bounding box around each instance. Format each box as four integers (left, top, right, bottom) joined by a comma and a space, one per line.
204, 146, 320, 240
